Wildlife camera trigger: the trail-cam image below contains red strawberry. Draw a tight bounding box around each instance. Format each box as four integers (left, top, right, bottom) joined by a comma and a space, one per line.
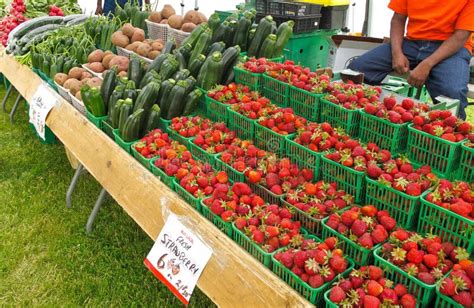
329, 256, 347, 274
406, 249, 423, 265
394, 284, 407, 297
359, 233, 374, 248
366, 280, 383, 296
293, 250, 308, 268
423, 254, 438, 268
439, 277, 456, 296
371, 225, 388, 244
379, 216, 396, 231
417, 272, 435, 285
452, 291, 473, 308
329, 286, 346, 303
400, 294, 417, 308
380, 288, 398, 304
367, 266, 383, 280
364, 295, 381, 307
351, 219, 368, 236
308, 274, 324, 288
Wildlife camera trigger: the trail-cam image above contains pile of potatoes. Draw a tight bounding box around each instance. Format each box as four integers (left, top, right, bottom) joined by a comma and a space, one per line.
54, 67, 102, 101
84, 49, 129, 76
148, 4, 207, 33
111, 23, 164, 59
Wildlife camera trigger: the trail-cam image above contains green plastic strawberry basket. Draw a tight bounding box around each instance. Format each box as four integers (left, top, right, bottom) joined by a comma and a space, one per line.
131, 143, 156, 169
323, 290, 339, 308
249, 182, 283, 206
359, 111, 409, 154
373, 246, 437, 307
320, 155, 366, 204
227, 108, 255, 141
321, 217, 380, 266
234, 66, 262, 92
261, 74, 289, 107
455, 141, 474, 182
205, 95, 230, 125
417, 191, 474, 254
287, 85, 323, 123
200, 199, 233, 237
113, 130, 138, 154
231, 223, 275, 268
365, 177, 420, 230
285, 136, 321, 181
281, 198, 325, 237
254, 122, 295, 156
159, 118, 171, 133
172, 178, 201, 209
214, 154, 246, 183
86, 111, 107, 129
319, 98, 361, 138
406, 124, 462, 179
149, 157, 175, 189
272, 246, 354, 306
435, 279, 461, 308
188, 140, 219, 167
101, 120, 117, 139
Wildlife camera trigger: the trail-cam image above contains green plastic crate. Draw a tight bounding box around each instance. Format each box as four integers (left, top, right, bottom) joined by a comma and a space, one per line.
249, 182, 282, 206
359, 111, 409, 154
365, 177, 420, 230
261, 74, 289, 107
319, 98, 361, 137
227, 108, 255, 140
188, 140, 219, 167
281, 198, 325, 237
25, 101, 57, 145
285, 136, 321, 181
200, 200, 233, 237
101, 120, 117, 139
149, 157, 175, 189
456, 142, 474, 182
374, 247, 437, 307
417, 191, 473, 254
205, 95, 230, 124
272, 253, 354, 306
435, 282, 461, 308
254, 122, 294, 156
159, 118, 171, 133
214, 154, 246, 183
322, 217, 380, 266
86, 111, 107, 129
323, 290, 338, 308
320, 156, 366, 203
113, 130, 137, 154
172, 178, 201, 209
234, 67, 262, 92
131, 143, 155, 169
406, 124, 462, 179
232, 223, 274, 268
288, 85, 323, 122
239, 52, 285, 63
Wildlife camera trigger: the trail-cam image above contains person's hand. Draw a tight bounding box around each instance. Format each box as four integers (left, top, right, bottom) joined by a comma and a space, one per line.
392, 52, 409, 75
95, 6, 103, 15
408, 61, 432, 89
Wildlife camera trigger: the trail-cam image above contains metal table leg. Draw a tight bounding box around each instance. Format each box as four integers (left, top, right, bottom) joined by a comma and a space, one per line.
1, 85, 12, 112
9, 93, 23, 124
86, 188, 108, 233
66, 164, 87, 208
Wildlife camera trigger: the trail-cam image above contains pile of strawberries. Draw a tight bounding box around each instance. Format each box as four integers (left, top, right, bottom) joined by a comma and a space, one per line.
412, 110, 473, 142
206, 83, 256, 106
284, 181, 354, 219
292, 122, 349, 153
230, 96, 277, 120
235, 203, 303, 253
169, 116, 214, 139
380, 229, 470, 285
323, 81, 381, 110
219, 141, 268, 174
328, 265, 417, 307
439, 263, 474, 307
367, 156, 437, 196
177, 163, 230, 199
363, 96, 430, 124
274, 236, 350, 288
133, 129, 173, 159
193, 126, 237, 154
423, 179, 473, 219
152, 141, 197, 178
325, 205, 396, 249
257, 107, 307, 135
325, 139, 391, 173
238, 57, 270, 74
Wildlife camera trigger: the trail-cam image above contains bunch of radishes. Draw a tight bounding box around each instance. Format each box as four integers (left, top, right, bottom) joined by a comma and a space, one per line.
0, 0, 27, 47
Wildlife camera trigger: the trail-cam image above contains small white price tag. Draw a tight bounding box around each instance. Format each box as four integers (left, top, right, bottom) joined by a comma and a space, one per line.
29, 83, 57, 140
144, 214, 212, 306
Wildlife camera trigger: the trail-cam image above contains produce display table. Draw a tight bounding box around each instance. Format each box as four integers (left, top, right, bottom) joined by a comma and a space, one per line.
0, 52, 313, 307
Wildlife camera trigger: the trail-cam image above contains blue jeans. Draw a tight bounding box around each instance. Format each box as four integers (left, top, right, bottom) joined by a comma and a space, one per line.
348, 39, 471, 119
104, 0, 143, 16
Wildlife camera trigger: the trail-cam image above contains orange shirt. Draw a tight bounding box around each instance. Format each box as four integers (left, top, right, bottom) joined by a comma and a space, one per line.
388, 0, 474, 51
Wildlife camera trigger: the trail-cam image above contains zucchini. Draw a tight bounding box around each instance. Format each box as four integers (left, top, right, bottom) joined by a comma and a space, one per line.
165, 80, 188, 119
173, 69, 191, 81
159, 57, 179, 80
133, 81, 161, 113
274, 21, 294, 58
197, 51, 224, 90
247, 15, 273, 57
224, 20, 238, 47
258, 34, 277, 58
162, 40, 176, 54
101, 67, 118, 110
181, 23, 208, 47
140, 70, 161, 88
188, 54, 206, 77
208, 13, 221, 33
271, 21, 277, 34
206, 41, 226, 56
211, 21, 228, 44
182, 89, 202, 116
183, 76, 196, 96
143, 104, 161, 134
173, 50, 187, 71
178, 43, 193, 61
108, 86, 125, 122
189, 29, 212, 65
122, 109, 145, 142
13, 16, 63, 39
111, 99, 125, 128
221, 46, 241, 84
159, 79, 177, 116
17, 24, 62, 45
118, 99, 134, 134
145, 53, 167, 74
233, 13, 252, 51
128, 55, 143, 86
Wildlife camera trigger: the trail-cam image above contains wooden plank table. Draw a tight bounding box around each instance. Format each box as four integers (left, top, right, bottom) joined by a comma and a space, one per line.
0, 52, 313, 308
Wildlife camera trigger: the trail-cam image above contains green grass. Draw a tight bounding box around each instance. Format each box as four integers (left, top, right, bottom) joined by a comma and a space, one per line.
0, 85, 214, 307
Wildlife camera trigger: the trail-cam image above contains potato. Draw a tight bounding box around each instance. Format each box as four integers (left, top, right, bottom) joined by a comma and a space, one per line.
87, 77, 102, 89
68, 67, 85, 80
131, 28, 145, 42
118, 71, 128, 77
149, 11, 162, 23
87, 62, 105, 73
111, 31, 130, 48
122, 23, 135, 38
168, 15, 183, 29
181, 22, 196, 33
137, 43, 152, 57
197, 11, 207, 24
88, 50, 104, 63
183, 10, 200, 25
81, 78, 91, 85
125, 41, 141, 52
80, 71, 93, 80
63, 78, 81, 95
109, 56, 129, 72
104, 50, 113, 57
75, 91, 82, 101
148, 50, 160, 59
160, 19, 168, 24
54, 73, 68, 86
161, 4, 176, 19
150, 42, 162, 51
102, 54, 115, 69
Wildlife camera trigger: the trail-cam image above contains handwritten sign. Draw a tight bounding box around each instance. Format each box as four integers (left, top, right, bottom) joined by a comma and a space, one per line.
29, 84, 57, 140
144, 215, 212, 305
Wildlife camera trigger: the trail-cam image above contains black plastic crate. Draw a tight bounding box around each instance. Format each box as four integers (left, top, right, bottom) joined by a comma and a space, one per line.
268, 1, 322, 17
271, 14, 321, 33
256, 0, 268, 15
319, 5, 348, 29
